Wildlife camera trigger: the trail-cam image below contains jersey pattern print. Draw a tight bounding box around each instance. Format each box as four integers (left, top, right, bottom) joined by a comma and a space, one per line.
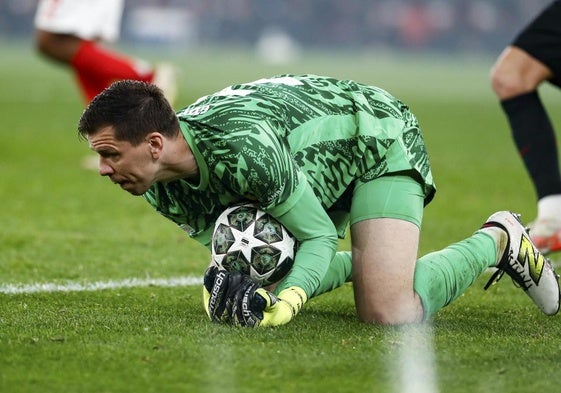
143, 74, 435, 246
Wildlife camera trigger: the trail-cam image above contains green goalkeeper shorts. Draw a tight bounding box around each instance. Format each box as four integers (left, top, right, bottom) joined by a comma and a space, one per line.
350, 174, 425, 228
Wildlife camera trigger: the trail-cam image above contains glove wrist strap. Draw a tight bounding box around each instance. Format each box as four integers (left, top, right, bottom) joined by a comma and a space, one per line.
278, 286, 307, 316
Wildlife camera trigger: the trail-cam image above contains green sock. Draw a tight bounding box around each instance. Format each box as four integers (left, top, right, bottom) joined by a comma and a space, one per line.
311, 251, 353, 298
414, 231, 497, 319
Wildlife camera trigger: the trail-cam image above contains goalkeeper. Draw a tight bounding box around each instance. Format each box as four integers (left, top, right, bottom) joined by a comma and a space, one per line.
77, 75, 560, 327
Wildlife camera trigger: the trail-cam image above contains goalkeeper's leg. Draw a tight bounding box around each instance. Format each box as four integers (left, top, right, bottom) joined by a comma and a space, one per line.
351, 216, 424, 323
350, 175, 498, 324
350, 175, 426, 323
413, 232, 497, 319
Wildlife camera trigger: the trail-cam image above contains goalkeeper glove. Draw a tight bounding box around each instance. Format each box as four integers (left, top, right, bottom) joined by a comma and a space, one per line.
202, 265, 255, 324
232, 285, 307, 328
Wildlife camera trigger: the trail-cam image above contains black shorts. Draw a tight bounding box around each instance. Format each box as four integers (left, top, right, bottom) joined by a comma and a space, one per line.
513, 1, 561, 82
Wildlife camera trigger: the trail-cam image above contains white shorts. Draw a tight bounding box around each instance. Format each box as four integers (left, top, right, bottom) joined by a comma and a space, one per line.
34, 0, 125, 42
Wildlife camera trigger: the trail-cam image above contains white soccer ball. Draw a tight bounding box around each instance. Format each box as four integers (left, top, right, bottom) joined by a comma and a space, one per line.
211, 203, 296, 285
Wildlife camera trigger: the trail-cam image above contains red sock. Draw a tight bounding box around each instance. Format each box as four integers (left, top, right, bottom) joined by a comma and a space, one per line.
70, 40, 154, 102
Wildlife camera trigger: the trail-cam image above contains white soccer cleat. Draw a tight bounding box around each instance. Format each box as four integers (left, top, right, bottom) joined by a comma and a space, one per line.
152, 62, 178, 107
482, 211, 560, 316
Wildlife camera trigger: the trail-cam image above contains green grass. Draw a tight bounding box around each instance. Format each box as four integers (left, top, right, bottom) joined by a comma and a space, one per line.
2, 40, 561, 392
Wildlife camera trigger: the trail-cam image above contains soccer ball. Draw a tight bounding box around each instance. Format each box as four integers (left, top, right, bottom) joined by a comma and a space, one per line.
211, 203, 296, 285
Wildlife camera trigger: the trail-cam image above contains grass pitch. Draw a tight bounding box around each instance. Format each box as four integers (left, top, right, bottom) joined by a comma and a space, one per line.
1, 41, 561, 393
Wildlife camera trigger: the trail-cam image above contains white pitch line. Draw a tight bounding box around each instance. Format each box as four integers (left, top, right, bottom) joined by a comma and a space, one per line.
0, 276, 203, 295
396, 323, 439, 393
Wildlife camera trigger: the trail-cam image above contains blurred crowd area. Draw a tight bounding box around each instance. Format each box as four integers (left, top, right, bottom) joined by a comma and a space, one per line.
0, 0, 553, 54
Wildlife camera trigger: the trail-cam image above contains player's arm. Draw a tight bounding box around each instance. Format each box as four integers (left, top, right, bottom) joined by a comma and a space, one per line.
216, 175, 339, 328
206, 122, 338, 325
269, 179, 340, 298
228, 180, 339, 327
218, 122, 339, 298
312, 251, 353, 298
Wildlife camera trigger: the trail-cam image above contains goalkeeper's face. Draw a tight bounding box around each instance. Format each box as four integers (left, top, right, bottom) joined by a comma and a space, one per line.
87, 125, 159, 196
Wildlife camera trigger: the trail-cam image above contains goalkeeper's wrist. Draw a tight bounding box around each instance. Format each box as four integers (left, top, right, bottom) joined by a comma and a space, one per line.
277, 286, 307, 316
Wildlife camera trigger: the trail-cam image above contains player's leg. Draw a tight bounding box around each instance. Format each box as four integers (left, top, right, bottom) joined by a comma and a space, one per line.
350, 175, 497, 324
413, 230, 499, 319
490, 2, 561, 253
70, 41, 155, 102
351, 214, 423, 324
417, 211, 560, 318
35, 30, 81, 63
34, 0, 125, 65
350, 175, 426, 323
350, 176, 559, 323
34, 0, 176, 104
490, 48, 559, 206
490, 46, 551, 98
490, 1, 561, 97
34, 30, 109, 102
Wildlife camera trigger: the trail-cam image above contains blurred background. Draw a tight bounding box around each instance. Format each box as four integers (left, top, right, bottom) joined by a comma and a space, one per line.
2, 0, 559, 255
0, 0, 552, 56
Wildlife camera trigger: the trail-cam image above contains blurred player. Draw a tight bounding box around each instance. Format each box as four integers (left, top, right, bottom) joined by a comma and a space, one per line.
490, 1, 561, 253
34, 0, 176, 104
77, 76, 560, 328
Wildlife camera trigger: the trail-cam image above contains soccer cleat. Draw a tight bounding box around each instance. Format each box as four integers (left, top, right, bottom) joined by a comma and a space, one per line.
528, 219, 561, 254
152, 62, 178, 107
481, 211, 560, 315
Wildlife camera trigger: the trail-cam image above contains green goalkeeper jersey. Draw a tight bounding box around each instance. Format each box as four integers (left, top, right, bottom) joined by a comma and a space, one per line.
143, 74, 435, 296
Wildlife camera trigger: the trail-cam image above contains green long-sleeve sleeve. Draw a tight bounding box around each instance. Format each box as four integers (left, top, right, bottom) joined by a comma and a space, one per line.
269, 182, 339, 298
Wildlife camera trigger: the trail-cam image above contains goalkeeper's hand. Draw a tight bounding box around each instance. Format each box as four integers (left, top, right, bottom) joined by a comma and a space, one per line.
202, 265, 255, 324
232, 285, 307, 328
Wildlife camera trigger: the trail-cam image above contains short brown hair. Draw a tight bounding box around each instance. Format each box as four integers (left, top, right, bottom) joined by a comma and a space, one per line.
77, 80, 179, 146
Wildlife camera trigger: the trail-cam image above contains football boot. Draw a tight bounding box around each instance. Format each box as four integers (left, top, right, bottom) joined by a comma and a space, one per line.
481, 211, 560, 315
